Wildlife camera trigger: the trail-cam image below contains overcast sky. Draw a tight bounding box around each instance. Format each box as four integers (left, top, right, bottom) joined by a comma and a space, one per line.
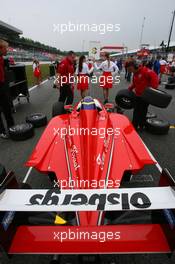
0, 0, 175, 51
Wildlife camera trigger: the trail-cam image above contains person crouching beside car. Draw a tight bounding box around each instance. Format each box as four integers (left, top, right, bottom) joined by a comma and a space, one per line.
127, 60, 159, 131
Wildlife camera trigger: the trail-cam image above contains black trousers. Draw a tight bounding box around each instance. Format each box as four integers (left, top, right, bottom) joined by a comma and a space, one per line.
127, 72, 132, 82
132, 96, 149, 129
125, 69, 132, 82
59, 84, 74, 105
125, 67, 128, 79
0, 84, 14, 133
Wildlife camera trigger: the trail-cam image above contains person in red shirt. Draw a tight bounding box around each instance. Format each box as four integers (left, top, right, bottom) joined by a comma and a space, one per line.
56, 51, 76, 105
33, 59, 42, 85
125, 56, 134, 82
127, 60, 159, 131
0, 39, 14, 139
9, 56, 15, 65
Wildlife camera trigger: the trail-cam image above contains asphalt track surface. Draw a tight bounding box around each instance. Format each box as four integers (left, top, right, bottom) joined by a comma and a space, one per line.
0, 71, 175, 264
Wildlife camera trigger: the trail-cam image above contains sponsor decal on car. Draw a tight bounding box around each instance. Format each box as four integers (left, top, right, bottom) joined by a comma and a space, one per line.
70, 145, 80, 171
28, 189, 151, 211
96, 153, 106, 170
0, 187, 175, 212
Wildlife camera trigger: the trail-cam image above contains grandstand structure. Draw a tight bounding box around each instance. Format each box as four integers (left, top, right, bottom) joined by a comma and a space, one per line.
0, 20, 60, 62
0, 20, 22, 40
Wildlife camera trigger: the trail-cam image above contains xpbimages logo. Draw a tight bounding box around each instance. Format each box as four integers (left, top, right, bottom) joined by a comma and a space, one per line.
53, 228, 121, 243
53, 126, 121, 139
53, 22, 120, 35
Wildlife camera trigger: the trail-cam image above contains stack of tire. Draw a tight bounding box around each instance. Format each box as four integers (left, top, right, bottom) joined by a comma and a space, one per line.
115, 88, 172, 135
145, 115, 170, 135
165, 81, 175, 90
9, 113, 47, 141
165, 66, 175, 90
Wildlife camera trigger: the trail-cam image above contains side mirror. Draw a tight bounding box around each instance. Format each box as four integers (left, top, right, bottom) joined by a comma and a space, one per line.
104, 103, 114, 112
64, 105, 73, 113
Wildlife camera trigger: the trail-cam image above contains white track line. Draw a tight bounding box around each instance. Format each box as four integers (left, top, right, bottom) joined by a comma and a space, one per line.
13, 79, 50, 107
28, 85, 37, 92
22, 167, 33, 183
29, 79, 49, 92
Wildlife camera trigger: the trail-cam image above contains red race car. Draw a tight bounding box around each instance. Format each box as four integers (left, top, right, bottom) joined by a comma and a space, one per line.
0, 97, 175, 261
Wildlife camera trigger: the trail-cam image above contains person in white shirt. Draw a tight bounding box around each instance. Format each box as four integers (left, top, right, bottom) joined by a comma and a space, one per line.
171, 58, 175, 67
159, 57, 168, 83
94, 52, 119, 104
115, 59, 118, 66
159, 58, 168, 70
76, 55, 94, 98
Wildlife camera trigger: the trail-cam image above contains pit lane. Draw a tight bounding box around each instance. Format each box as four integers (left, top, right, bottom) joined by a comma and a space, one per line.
0, 72, 175, 264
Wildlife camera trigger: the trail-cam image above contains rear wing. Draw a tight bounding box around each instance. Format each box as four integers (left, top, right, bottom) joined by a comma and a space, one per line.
0, 168, 175, 255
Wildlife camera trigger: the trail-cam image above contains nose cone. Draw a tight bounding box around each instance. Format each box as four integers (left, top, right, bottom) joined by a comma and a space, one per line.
79, 98, 98, 184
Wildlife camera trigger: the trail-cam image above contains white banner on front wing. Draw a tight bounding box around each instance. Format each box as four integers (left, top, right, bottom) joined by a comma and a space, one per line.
0, 187, 175, 212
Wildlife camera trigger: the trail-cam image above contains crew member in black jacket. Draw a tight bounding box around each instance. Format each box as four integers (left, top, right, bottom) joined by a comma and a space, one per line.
0, 39, 14, 139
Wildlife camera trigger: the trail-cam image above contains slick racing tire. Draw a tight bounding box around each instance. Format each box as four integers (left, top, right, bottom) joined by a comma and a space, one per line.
9, 123, 34, 141
145, 118, 170, 135
165, 83, 175, 90
146, 112, 157, 119
141, 87, 172, 108
52, 101, 66, 117
0, 164, 6, 183
115, 89, 136, 109
26, 113, 47, 128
